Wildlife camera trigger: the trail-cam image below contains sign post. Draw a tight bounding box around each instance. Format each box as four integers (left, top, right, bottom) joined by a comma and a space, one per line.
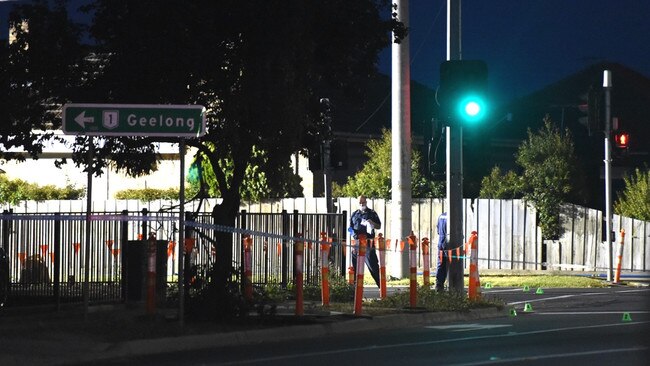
62, 103, 205, 321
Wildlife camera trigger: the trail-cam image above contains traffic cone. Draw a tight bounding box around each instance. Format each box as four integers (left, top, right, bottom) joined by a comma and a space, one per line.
535, 287, 544, 295
622, 312, 632, 322
509, 308, 517, 317
485, 283, 493, 289
523, 303, 533, 312
523, 285, 530, 292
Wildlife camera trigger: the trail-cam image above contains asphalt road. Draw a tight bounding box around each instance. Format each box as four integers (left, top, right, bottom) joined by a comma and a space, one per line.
96, 287, 650, 366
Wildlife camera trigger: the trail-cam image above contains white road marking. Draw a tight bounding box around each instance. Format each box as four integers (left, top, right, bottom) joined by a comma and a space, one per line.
507, 287, 650, 306
448, 347, 648, 366
212, 321, 650, 365
536, 311, 650, 315
425, 324, 513, 332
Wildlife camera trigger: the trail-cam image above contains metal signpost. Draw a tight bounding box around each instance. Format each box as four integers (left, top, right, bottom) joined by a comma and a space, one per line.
62, 103, 206, 323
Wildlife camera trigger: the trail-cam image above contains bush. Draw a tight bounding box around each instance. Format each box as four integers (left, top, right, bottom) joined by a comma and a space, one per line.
614, 167, 650, 220
0, 175, 84, 204
114, 187, 197, 201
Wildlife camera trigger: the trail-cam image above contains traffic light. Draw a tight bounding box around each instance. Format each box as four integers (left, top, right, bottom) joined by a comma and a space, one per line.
614, 131, 629, 149
439, 60, 489, 125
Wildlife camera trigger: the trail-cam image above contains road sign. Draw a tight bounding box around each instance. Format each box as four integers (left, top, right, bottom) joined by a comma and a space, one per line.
62, 104, 206, 137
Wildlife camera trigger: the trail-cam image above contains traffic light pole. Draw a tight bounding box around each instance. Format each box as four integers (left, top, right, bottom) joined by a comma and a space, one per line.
603, 70, 613, 282
446, 0, 464, 293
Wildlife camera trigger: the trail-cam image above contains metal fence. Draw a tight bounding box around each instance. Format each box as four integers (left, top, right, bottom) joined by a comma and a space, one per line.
0, 209, 347, 305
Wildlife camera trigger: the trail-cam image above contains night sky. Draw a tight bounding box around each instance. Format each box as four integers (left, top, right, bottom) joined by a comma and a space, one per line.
2, 0, 649, 106
378, 0, 650, 105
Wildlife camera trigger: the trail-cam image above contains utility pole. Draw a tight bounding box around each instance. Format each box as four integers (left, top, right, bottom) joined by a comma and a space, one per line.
390, 0, 412, 278
603, 70, 613, 282
446, 0, 464, 292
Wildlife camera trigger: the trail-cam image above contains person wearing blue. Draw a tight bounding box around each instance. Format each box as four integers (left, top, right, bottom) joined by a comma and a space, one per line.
348, 195, 381, 288
435, 212, 448, 292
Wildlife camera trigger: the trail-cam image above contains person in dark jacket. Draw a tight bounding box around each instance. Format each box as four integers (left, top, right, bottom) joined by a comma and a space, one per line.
435, 212, 448, 291
348, 195, 381, 287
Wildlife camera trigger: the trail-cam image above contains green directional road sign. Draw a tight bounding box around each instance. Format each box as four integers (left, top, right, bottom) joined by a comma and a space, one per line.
62, 104, 206, 137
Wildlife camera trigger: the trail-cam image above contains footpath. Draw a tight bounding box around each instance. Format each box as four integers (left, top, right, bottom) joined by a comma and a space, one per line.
0, 293, 505, 366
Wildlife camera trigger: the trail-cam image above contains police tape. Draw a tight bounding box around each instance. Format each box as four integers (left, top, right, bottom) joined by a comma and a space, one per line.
0, 213, 451, 253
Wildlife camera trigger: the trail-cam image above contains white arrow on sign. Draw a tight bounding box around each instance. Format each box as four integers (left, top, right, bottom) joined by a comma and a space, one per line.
74, 111, 94, 128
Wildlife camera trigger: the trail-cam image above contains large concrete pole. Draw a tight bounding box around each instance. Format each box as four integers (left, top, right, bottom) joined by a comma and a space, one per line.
446, 0, 465, 292
390, 0, 412, 278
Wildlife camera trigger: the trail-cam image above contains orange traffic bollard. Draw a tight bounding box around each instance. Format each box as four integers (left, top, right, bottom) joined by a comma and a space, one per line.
467, 231, 481, 300
294, 233, 304, 316
146, 232, 157, 315
377, 234, 387, 299
243, 234, 253, 302
421, 238, 430, 287
407, 231, 417, 309
614, 229, 625, 283
353, 234, 367, 316
320, 232, 331, 307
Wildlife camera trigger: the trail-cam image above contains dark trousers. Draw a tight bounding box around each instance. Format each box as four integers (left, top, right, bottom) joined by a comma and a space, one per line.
352, 246, 381, 288
435, 248, 449, 290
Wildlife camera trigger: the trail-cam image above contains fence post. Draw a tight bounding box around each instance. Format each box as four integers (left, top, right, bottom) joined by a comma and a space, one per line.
120, 210, 128, 301
294, 233, 304, 316
146, 232, 157, 315
340, 210, 347, 278
614, 229, 625, 283
281, 210, 289, 289
320, 232, 331, 307
141, 208, 148, 240
240, 210, 247, 295
54, 213, 61, 309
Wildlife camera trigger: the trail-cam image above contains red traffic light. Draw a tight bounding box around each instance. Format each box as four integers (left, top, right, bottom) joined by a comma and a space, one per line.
614, 132, 629, 148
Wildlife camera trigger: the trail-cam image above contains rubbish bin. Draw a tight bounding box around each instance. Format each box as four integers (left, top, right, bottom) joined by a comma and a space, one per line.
124, 240, 168, 304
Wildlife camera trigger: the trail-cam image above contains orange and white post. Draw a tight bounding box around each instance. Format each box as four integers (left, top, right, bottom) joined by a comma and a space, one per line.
243, 234, 253, 302
377, 233, 387, 299
421, 238, 430, 287
319, 232, 331, 307
353, 234, 367, 316
614, 229, 625, 283
407, 232, 417, 308
467, 231, 481, 300
294, 234, 304, 316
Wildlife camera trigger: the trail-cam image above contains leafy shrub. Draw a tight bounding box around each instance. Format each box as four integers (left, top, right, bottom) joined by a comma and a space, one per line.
614, 167, 650, 220
114, 187, 197, 201
0, 175, 84, 204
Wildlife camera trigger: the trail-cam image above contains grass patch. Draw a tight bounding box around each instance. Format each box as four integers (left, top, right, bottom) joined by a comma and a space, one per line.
382, 274, 608, 288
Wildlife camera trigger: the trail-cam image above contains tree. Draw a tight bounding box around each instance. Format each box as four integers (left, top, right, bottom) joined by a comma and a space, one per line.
479, 166, 524, 199
334, 129, 444, 198
1, 0, 84, 162
614, 167, 650, 220
5, 0, 403, 315
480, 116, 578, 239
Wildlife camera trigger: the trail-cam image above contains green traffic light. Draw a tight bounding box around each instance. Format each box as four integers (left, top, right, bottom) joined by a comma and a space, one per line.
464, 101, 481, 116
457, 95, 486, 122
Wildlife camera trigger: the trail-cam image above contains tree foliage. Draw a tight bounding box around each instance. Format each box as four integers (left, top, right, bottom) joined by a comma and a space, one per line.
479, 166, 524, 199
3, 0, 402, 316
0, 175, 84, 204
188, 146, 303, 201
334, 129, 444, 198
614, 167, 650, 220
480, 116, 578, 239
